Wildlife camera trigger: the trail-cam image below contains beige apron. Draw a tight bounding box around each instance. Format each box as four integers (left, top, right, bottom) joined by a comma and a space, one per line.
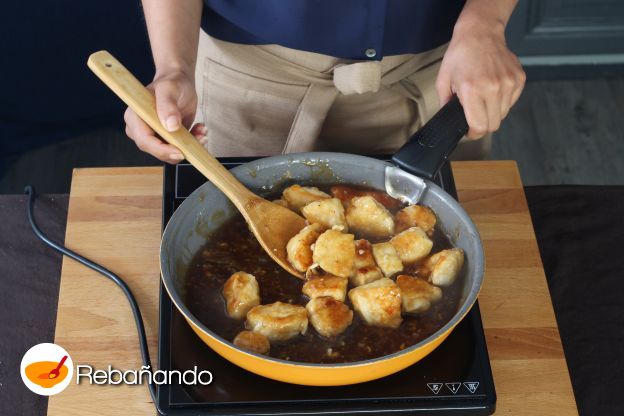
194, 31, 491, 159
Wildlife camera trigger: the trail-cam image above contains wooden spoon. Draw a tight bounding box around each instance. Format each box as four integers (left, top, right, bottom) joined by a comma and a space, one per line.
88, 50, 305, 279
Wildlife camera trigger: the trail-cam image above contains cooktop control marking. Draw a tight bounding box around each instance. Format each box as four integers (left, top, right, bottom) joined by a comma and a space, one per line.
464, 381, 480, 393
427, 383, 443, 394
446, 382, 462, 394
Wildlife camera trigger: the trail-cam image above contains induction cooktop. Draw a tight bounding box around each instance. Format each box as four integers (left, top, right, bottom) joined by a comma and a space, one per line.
157, 157, 496, 415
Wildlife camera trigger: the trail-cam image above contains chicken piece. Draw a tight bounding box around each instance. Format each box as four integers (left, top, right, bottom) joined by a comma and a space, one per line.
330, 185, 403, 210
348, 278, 402, 328
233, 331, 270, 355
395, 205, 437, 235
286, 223, 324, 272
312, 229, 355, 278
302, 274, 348, 302
305, 263, 323, 279
371, 242, 403, 277
351, 239, 383, 286
246, 302, 308, 342
345, 196, 395, 240
301, 198, 348, 230
396, 275, 442, 313
425, 248, 465, 287
222, 272, 260, 320
390, 227, 433, 264
282, 185, 330, 213
306, 296, 354, 338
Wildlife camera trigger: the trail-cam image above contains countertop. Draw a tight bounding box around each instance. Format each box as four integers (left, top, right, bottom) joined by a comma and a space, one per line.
41, 162, 579, 415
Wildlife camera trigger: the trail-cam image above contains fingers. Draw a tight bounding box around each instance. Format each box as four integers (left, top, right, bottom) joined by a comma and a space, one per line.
123, 72, 200, 164
435, 67, 454, 108
439, 31, 527, 139
501, 60, 525, 119
154, 80, 182, 132
457, 86, 488, 139
124, 107, 184, 164
190, 123, 206, 136
500, 73, 515, 120
485, 84, 502, 133
510, 64, 526, 109
500, 88, 513, 121
190, 123, 208, 147
457, 66, 525, 138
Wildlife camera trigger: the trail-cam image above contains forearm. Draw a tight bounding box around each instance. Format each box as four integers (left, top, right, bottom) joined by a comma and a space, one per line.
141, 0, 203, 77
454, 0, 518, 36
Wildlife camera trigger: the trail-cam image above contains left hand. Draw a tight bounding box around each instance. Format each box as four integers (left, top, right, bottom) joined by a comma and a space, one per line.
436, 19, 526, 139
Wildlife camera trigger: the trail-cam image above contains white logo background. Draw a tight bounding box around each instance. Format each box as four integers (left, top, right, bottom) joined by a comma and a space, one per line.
20, 343, 73, 396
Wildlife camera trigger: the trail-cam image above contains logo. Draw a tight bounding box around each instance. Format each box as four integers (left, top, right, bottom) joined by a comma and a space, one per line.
20, 343, 73, 396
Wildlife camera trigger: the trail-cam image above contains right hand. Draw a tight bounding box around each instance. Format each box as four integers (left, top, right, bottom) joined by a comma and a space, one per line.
124, 70, 206, 164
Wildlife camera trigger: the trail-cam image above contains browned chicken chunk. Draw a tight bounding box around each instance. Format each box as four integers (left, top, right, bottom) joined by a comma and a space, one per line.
346, 196, 395, 240
351, 239, 383, 286
286, 223, 324, 272
396, 275, 442, 313
425, 248, 465, 287
371, 242, 403, 277
282, 185, 330, 213
302, 274, 349, 302
222, 271, 260, 320
330, 185, 403, 210
306, 296, 354, 338
395, 205, 437, 235
348, 278, 402, 328
246, 302, 308, 342
312, 229, 355, 278
233, 330, 270, 354
390, 227, 433, 264
301, 198, 348, 230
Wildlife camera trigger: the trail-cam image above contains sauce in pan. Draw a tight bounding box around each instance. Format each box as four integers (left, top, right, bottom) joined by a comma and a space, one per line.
185, 186, 464, 364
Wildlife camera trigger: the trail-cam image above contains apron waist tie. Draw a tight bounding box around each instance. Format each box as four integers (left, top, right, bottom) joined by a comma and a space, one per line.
333, 61, 382, 95
282, 61, 386, 153
199, 35, 449, 155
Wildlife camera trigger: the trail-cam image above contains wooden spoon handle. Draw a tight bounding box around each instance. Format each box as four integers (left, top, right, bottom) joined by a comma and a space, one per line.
87, 50, 253, 209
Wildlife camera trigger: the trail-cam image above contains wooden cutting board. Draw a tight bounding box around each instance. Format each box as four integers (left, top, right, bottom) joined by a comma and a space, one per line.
48, 161, 578, 415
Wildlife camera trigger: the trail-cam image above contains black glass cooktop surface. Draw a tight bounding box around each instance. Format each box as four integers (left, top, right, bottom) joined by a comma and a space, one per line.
157, 157, 496, 415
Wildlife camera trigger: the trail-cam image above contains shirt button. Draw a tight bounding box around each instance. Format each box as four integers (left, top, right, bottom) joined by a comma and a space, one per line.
365, 48, 377, 58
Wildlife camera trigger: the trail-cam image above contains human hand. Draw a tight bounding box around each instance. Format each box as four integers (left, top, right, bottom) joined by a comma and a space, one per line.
436, 16, 525, 139
123, 70, 205, 163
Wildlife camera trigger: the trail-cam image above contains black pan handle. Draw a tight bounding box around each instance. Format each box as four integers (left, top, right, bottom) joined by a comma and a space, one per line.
392, 95, 469, 180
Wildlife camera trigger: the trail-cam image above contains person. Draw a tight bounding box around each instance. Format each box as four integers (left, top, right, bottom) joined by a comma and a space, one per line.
124, 0, 525, 164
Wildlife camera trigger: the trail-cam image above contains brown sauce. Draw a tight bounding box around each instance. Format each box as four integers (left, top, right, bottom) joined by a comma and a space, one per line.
185, 186, 463, 364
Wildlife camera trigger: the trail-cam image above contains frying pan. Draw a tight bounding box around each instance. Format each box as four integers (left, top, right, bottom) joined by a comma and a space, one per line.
159, 97, 485, 386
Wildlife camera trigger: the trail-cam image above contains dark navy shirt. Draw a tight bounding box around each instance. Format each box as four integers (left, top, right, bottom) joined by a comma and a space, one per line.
201, 0, 466, 61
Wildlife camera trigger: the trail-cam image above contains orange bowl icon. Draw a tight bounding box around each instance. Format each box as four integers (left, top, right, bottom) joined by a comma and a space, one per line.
25, 361, 69, 388
21, 343, 73, 396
